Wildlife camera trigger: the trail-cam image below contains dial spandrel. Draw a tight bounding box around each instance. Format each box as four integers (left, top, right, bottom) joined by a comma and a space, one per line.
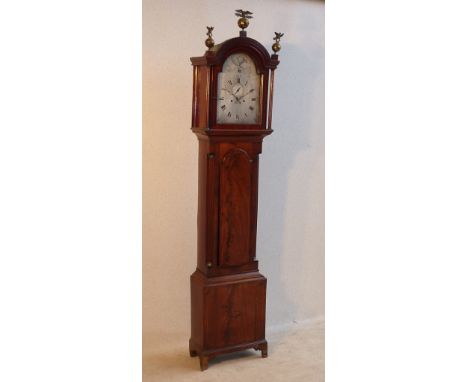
216, 53, 260, 125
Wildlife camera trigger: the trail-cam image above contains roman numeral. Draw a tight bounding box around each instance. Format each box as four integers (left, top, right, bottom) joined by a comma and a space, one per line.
249, 106, 254, 111
221, 105, 226, 110
228, 112, 231, 117
236, 114, 239, 120
251, 98, 256, 101
228, 80, 233, 85
249, 89, 254, 93
237, 77, 241, 83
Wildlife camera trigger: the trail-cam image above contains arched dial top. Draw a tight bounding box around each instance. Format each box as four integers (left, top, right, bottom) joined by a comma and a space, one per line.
217, 53, 260, 124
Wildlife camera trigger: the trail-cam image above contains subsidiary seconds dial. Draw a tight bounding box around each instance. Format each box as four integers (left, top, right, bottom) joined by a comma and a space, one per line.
216, 53, 260, 124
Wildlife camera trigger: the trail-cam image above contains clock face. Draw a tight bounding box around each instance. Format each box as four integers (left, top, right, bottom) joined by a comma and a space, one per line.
216, 53, 261, 125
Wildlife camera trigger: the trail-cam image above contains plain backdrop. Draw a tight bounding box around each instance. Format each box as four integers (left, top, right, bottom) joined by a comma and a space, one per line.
4, 1, 468, 382
143, 0, 325, 341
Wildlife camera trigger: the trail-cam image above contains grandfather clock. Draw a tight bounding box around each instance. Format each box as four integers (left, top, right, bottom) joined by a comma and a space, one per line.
189, 10, 283, 371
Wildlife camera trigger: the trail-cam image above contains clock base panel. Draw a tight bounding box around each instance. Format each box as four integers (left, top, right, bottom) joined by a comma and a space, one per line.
190, 270, 267, 371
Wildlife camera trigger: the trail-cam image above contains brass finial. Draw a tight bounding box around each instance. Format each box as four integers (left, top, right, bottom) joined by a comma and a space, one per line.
205, 26, 214, 49
272, 32, 284, 53
235, 9, 253, 36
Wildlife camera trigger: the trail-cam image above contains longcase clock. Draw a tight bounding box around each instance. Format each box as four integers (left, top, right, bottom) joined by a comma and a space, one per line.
189, 10, 283, 371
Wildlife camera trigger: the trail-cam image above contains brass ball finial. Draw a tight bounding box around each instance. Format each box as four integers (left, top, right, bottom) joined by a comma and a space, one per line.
238, 17, 249, 29
205, 26, 215, 49
272, 32, 284, 53
235, 9, 253, 36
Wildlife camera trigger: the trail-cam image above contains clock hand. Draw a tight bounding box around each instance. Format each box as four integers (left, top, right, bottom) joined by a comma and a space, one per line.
238, 92, 250, 100
222, 87, 243, 103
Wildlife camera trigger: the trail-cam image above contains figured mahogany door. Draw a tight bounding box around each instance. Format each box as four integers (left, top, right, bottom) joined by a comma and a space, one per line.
218, 142, 258, 268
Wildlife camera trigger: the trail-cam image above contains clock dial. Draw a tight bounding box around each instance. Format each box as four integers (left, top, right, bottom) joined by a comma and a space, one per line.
216, 53, 260, 125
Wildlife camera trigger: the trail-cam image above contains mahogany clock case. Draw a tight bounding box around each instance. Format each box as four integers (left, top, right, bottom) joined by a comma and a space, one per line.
189, 32, 280, 371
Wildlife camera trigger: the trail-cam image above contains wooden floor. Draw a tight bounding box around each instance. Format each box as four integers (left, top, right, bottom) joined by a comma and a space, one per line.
143, 318, 324, 382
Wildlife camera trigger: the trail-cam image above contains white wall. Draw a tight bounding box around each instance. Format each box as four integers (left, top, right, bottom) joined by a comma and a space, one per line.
143, 0, 324, 339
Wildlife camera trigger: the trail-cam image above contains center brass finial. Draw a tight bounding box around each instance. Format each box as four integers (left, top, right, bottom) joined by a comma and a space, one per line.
235, 9, 253, 36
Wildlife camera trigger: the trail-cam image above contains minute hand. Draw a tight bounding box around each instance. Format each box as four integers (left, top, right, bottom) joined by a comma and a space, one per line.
238, 89, 254, 99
